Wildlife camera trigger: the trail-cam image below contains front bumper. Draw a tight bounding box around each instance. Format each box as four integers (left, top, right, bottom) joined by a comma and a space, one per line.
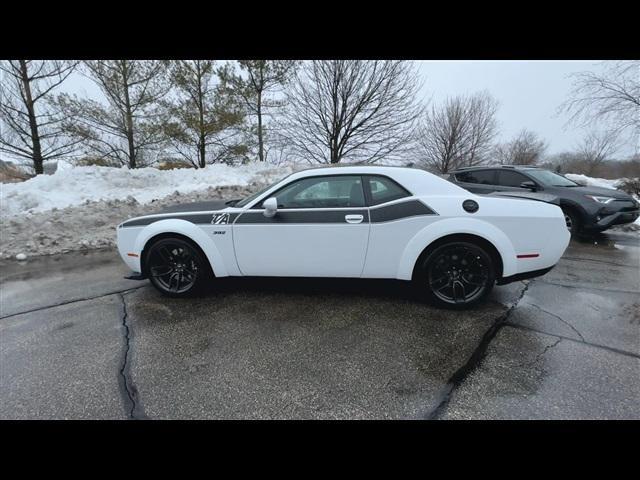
584, 208, 640, 231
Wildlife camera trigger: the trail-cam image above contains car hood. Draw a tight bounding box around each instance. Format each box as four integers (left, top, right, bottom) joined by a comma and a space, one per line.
559, 185, 631, 199
155, 199, 230, 214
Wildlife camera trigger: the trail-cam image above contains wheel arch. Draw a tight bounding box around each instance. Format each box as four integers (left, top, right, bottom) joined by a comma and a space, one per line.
558, 199, 585, 222
396, 218, 517, 281
140, 232, 216, 279
410, 233, 504, 282
133, 219, 229, 278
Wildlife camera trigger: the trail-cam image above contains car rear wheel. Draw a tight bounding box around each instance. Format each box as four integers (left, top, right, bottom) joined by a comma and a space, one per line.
562, 208, 581, 235
417, 241, 496, 309
145, 237, 211, 297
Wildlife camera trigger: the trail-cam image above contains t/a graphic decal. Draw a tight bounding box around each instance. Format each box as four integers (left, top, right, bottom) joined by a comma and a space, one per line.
211, 213, 230, 225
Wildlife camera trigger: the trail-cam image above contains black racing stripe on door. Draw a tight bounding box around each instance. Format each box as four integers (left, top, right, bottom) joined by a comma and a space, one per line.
121, 212, 239, 227
369, 200, 436, 223
235, 209, 369, 224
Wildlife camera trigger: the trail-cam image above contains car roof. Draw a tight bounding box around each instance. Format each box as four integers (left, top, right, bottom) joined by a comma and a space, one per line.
451, 165, 540, 173
266, 165, 468, 198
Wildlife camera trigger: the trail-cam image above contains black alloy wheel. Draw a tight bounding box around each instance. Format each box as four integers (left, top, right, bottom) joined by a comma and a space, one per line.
421, 242, 495, 308
146, 238, 209, 297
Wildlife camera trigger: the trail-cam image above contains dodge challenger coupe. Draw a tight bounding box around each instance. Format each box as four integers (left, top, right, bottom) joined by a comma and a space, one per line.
117, 166, 570, 308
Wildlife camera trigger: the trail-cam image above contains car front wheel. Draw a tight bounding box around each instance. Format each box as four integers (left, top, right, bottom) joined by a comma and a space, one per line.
145, 237, 211, 297
562, 208, 581, 235
417, 241, 496, 309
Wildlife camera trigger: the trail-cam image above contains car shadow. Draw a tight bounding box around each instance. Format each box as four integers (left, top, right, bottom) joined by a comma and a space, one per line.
203, 276, 421, 303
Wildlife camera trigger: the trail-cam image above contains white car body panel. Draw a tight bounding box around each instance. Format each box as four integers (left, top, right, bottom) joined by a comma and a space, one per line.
116, 166, 570, 284
233, 213, 370, 277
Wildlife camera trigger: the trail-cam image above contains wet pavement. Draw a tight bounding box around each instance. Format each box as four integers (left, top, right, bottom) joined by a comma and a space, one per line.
1, 232, 638, 419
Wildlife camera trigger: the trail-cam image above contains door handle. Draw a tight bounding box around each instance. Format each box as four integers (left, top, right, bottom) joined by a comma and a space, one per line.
345, 214, 364, 224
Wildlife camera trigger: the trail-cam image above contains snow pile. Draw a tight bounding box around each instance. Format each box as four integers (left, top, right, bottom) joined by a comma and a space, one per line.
0, 184, 261, 259
564, 173, 621, 190
1, 161, 296, 217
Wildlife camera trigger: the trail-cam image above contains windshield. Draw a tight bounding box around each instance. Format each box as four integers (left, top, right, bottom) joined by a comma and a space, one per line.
235, 177, 284, 208
525, 170, 579, 187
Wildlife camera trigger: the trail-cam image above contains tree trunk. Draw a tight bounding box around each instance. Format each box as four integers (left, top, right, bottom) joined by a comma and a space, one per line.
330, 136, 340, 163
18, 60, 44, 175
257, 91, 264, 162
198, 134, 206, 168
197, 63, 206, 169
121, 61, 136, 169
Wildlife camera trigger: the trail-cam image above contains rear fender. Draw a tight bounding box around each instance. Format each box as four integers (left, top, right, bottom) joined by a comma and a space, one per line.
396, 217, 517, 280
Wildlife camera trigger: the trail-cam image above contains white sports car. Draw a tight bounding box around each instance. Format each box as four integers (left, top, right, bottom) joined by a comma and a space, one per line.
117, 166, 570, 308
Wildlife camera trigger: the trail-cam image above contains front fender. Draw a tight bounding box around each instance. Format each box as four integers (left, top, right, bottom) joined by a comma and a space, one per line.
133, 219, 229, 277
396, 217, 517, 280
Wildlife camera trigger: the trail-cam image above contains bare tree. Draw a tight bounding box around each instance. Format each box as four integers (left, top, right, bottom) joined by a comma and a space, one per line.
575, 129, 622, 175
0, 60, 78, 174
219, 61, 299, 162
494, 129, 547, 165
279, 60, 424, 164
560, 61, 639, 140
55, 60, 171, 168
163, 60, 248, 168
417, 91, 499, 173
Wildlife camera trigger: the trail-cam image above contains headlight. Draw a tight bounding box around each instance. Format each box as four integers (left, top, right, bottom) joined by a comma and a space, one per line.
585, 195, 615, 204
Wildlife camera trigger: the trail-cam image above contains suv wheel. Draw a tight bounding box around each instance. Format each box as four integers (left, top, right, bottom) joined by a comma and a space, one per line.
562, 208, 581, 235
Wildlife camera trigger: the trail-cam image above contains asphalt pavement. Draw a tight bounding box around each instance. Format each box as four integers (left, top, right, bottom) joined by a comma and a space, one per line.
1, 232, 638, 419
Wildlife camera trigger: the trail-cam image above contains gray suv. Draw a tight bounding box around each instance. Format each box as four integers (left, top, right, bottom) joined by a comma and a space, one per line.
448, 165, 640, 234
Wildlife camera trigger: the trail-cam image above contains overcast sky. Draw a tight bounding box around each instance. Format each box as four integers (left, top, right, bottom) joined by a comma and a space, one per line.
61, 60, 634, 157
414, 60, 628, 155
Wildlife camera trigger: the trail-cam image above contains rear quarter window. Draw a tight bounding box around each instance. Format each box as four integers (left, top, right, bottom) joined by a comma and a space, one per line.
365, 176, 411, 206
455, 170, 496, 185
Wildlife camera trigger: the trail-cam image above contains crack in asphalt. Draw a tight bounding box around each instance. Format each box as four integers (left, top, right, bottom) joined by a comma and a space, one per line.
423, 280, 532, 420
0, 285, 147, 320
117, 292, 148, 420
526, 303, 586, 342
517, 337, 563, 369
504, 322, 640, 360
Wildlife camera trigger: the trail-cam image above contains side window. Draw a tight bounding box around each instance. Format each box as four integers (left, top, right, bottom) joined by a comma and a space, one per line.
497, 170, 530, 188
365, 176, 411, 206
264, 175, 365, 209
455, 170, 496, 185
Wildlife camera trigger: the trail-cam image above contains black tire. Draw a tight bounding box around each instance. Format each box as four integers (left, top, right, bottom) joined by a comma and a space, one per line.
562, 208, 581, 235
145, 237, 211, 297
415, 241, 496, 309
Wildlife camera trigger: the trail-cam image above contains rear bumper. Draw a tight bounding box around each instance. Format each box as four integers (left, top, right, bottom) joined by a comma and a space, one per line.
497, 265, 555, 285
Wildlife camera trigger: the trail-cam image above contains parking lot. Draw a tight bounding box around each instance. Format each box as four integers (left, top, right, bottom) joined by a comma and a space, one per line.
1, 232, 638, 419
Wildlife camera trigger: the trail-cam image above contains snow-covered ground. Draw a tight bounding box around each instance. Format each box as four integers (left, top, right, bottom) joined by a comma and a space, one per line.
1, 164, 638, 260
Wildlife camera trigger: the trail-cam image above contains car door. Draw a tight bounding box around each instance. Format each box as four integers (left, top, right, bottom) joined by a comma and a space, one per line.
453, 169, 498, 194
495, 170, 538, 192
232, 175, 370, 277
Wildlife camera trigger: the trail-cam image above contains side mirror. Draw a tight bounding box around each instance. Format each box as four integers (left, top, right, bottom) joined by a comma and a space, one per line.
520, 181, 537, 191
263, 197, 278, 218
